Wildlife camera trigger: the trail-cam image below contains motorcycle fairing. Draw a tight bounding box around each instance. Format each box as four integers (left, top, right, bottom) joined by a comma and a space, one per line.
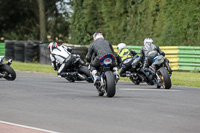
99, 53, 115, 66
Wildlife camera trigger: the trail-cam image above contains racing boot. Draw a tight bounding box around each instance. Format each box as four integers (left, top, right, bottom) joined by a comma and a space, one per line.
57, 72, 62, 77
165, 59, 173, 75
91, 70, 100, 85
113, 67, 120, 83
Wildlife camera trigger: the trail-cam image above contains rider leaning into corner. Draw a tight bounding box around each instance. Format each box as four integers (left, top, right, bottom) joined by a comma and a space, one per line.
49, 42, 84, 77
140, 38, 173, 79
117, 43, 138, 77
86, 32, 121, 85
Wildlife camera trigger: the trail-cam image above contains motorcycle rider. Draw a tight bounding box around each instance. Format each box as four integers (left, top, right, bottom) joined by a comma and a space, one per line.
117, 43, 138, 77
49, 42, 84, 78
140, 38, 172, 78
86, 32, 120, 84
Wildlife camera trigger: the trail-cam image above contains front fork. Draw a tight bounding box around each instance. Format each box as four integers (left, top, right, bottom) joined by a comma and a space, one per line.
155, 72, 162, 87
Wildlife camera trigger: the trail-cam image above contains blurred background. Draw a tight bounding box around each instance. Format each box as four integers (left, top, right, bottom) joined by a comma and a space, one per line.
0, 0, 199, 71
0, 0, 200, 46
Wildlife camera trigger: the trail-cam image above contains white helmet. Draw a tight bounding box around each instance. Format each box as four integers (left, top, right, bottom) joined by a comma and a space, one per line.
93, 32, 104, 41
117, 43, 126, 51
144, 38, 153, 45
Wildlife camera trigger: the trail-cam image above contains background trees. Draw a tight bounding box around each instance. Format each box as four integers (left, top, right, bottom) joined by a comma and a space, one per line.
0, 0, 200, 46
70, 0, 200, 46
0, 0, 71, 42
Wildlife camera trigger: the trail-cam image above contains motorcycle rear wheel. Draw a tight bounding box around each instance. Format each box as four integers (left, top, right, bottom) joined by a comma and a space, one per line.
78, 65, 93, 83
0, 64, 16, 81
105, 71, 116, 97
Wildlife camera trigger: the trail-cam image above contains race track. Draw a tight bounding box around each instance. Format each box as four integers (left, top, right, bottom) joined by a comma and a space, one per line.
0, 71, 200, 133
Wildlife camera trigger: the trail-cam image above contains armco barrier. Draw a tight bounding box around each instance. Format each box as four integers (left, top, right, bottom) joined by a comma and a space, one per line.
0, 42, 5, 56
177, 46, 200, 71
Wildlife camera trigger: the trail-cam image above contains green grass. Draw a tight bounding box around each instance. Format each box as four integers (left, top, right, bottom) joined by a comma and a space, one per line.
10, 61, 200, 88
11, 61, 56, 74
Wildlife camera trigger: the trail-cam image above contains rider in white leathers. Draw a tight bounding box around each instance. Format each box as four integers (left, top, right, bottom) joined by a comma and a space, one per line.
49, 42, 75, 77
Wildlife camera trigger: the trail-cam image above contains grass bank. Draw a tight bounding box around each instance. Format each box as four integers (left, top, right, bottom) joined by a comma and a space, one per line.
11, 61, 200, 88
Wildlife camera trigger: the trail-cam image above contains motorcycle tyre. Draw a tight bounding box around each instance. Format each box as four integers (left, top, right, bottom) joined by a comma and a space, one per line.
0, 64, 16, 81
158, 67, 171, 89
105, 71, 116, 97
78, 65, 93, 83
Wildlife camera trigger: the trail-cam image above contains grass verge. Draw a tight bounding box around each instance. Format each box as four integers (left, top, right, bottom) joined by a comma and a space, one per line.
11, 61, 200, 88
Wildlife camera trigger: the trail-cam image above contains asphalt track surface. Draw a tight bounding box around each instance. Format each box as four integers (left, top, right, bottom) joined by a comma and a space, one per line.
0, 71, 200, 133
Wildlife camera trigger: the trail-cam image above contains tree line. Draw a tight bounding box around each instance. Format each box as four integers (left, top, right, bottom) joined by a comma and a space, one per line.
0, 0, 72, 42
0, 0, 200, 46
70, 0, 200, 46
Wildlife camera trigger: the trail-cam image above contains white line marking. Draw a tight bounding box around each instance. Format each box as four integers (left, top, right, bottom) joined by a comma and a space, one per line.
120, 88, 180, 91
0, 120, 60, 133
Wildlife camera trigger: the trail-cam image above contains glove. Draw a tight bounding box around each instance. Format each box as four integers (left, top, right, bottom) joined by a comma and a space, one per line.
161, 52, 165, 56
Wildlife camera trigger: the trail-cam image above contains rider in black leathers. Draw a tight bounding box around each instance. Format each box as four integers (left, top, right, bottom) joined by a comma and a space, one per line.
86, 32, 120, 84
140, 38, 172, 78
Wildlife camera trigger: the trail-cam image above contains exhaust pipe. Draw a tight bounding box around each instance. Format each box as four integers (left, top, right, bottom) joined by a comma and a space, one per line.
77, 73, 86, 80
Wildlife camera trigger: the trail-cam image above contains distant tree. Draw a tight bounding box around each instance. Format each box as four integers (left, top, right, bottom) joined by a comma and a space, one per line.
37, 0, 46, 41
0, 0, 71, 41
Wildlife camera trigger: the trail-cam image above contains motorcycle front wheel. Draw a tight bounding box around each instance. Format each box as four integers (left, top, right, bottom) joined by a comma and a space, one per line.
0, 64, 16, 81
157, 67, 171, 89
105, 71, 116, 97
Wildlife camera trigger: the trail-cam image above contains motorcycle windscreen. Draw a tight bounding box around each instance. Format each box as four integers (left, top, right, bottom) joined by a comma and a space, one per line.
99, 53, 115, 66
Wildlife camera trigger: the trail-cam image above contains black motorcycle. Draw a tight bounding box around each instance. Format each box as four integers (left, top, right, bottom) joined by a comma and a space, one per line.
126, 57, 151, 85
149, 55, 172, 89
92, 53, 117, 97
0, 56, 16, 81
128, 55, 172, 89
59, 54, 93, 83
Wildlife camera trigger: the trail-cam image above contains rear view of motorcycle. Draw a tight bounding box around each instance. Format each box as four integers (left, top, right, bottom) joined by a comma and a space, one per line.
0, 56, 16, 81
92, 53, 117, 97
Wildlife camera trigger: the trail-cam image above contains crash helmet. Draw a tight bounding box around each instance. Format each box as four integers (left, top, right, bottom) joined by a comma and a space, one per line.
93, 32, 104, 41
48, 42, 58, 53
117, 43, 127, 51
144, 38, 153, 45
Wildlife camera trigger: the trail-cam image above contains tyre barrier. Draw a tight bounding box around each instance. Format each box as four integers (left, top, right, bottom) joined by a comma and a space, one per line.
71, 46, 87, 61
39, 43, 51, 64
14, 41, 25, 62
5, 40, 40, 63
63, 43, 88, 61
24, 41, 39, 63
5, 40, 15, 60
